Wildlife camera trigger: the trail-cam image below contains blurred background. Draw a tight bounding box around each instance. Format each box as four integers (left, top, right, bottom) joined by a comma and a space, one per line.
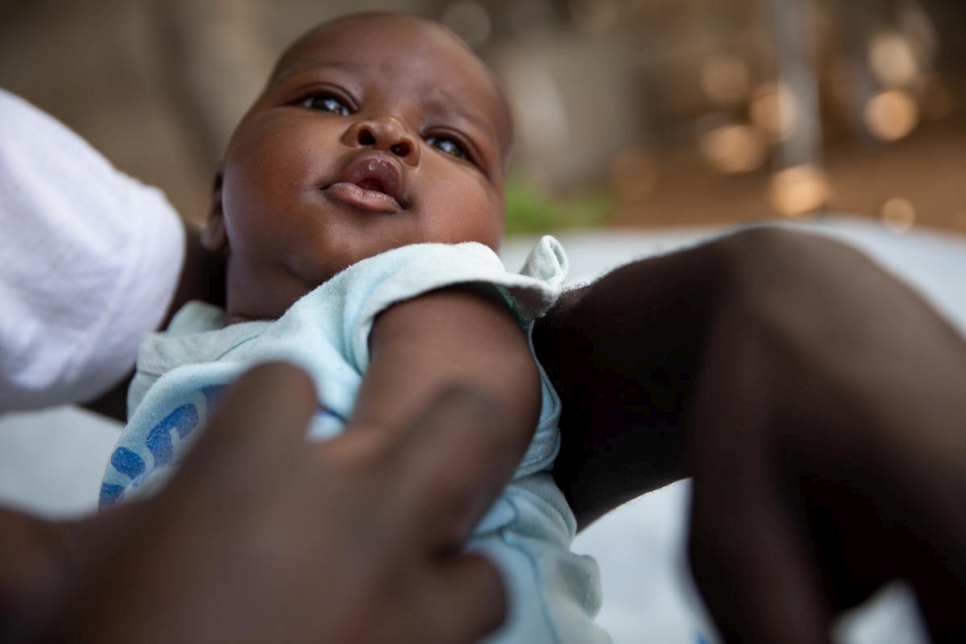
1, 0, 963, 235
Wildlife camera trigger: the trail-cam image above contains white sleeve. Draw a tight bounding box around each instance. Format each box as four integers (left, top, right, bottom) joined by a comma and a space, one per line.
0, 89, 186, 410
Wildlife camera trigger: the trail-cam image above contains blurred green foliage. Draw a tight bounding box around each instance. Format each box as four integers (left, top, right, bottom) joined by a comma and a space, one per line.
504, 175, 614, 234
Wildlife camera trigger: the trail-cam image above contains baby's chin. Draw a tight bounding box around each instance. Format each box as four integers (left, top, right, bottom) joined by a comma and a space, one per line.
223, 285, 315, 324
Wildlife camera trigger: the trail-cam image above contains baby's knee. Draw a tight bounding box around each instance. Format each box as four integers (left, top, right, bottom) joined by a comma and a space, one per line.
713, 226, 883, 306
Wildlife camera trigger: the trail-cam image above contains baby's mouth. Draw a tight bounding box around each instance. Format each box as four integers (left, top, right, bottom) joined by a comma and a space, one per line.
323, 154, 406, 213
355, 177, 386, 193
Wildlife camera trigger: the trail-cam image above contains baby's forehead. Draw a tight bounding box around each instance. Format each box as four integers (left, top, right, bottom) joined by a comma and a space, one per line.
273, 14, 468, 78
270, 13, 513, 158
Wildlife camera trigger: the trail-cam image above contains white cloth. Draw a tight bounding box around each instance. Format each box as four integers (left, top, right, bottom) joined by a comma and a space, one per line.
0, 89, 185, 410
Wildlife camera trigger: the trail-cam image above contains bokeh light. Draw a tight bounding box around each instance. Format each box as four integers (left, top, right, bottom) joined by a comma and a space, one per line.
864, 89, 920, 141
750, 82, 796, 142
700, 123, 768, 174
868, 32, 920, 88
880, 197, 917, 234
768, 164, 830, 217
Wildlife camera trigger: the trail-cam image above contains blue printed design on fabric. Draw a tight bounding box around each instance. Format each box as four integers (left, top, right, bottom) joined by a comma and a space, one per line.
99, 483, 126, 506
201, 384, 226, 413
110, 447, 145, 479
146, 404, 199, 467
100, 402, 203, 506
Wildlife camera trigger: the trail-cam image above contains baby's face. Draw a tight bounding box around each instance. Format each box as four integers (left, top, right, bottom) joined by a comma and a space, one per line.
207, 13, 512, 321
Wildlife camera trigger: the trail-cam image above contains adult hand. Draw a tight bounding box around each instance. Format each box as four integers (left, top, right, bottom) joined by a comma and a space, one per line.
685, 230, 966, 643
26, 363, 512, 643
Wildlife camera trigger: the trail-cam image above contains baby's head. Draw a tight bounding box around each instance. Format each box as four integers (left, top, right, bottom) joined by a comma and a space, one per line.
202, 12, 514, 321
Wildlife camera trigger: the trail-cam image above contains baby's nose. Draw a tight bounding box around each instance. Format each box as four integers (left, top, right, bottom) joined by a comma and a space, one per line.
348, 117, 420, 163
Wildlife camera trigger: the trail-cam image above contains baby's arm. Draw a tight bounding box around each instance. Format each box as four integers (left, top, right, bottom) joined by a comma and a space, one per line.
351, 285, 541, 479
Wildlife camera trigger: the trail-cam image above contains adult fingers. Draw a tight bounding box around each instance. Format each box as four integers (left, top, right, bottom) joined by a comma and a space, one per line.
177, 361, 318, 478
386, 384, 518, 550
398, 553, 507, 644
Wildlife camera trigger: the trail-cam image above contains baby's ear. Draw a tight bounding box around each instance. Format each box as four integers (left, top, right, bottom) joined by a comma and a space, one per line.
201, 167, 228, 252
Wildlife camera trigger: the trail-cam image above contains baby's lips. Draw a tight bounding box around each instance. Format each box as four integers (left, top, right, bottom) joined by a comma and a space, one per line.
323, 182, 402, 213
337, 153, 406, 207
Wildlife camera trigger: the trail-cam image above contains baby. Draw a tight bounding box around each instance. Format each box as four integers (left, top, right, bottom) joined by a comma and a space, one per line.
101, 11, 608, 643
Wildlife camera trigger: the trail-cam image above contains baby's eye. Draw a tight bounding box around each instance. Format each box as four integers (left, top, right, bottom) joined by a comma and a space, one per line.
426, 136, 470, 162
301, 93, 351, 116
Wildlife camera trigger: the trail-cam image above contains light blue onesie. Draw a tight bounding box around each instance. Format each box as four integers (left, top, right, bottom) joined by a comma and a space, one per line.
101, 236, 609, 643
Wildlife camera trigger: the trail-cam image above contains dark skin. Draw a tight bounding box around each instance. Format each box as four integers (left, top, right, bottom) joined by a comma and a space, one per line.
6, 12, 965, 644
6, 364, 513, 644
536, 226, 966, 642
201, 13, 510, 322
